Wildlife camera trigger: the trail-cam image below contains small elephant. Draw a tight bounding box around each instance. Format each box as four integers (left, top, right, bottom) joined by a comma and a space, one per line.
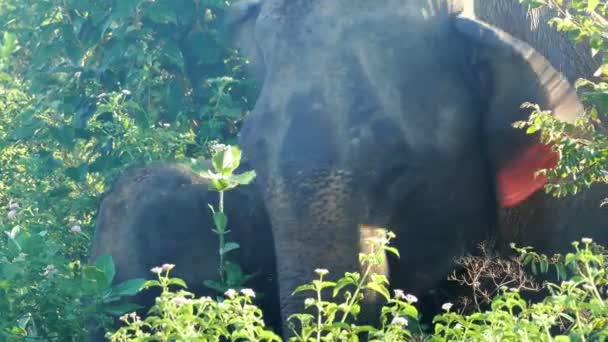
229, 0, 598, 336
88, 162, 279, 339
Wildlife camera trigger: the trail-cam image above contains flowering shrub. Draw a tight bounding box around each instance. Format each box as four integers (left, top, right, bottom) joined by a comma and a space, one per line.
110, 264, 281, 341
109, 235, 608, 341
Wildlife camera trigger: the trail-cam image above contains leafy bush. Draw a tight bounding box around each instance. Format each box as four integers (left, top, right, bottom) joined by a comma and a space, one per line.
110, 264, 281, 342
108, 233, 608, 341
516, 0, 608, 198
0, 0, 255, 338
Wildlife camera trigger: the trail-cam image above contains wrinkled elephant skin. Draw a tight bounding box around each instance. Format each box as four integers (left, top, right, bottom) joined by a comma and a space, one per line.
88, 163, 279, 340
230, 0, 585, 335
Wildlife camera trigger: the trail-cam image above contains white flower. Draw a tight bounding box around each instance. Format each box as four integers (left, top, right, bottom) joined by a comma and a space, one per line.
442, 302, 453, 312
582, 237, 593, 244
120, 312, 141, 323
404, 294, 418, 304
8, 202, 19, 210
224, 289, 237, 299
394, 289, 406, 300
314, 268, 329, 276
7, 209, 17, 220
391, 316, 408, 327
172, 297, 191, 306
161, 263, 175, 272
41, 264, 57, 276
121, 89, 132, 96
150, 267, 163, 275
240, 288, 256, 298
304, 298, 315, 307
394, 290, 405, 300
70, 225, 82, 234
211, 143, 228, 152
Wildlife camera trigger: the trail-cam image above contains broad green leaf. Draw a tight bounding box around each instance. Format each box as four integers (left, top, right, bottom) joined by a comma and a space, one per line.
95, 254, 116, 285
109, 278, 145, 297
366, 282, 390, 301
230, 170, 257, 186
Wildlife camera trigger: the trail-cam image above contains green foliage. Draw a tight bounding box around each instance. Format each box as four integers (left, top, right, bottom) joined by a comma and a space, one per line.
287, 231, 419, 341
109, 234, 608, 341
199, 144, 257, 295
109, 264, 281, 341
516, 0, 608, 197
431, 238, 608, 342
0, 221, 143, 340
0, 0, 255, 337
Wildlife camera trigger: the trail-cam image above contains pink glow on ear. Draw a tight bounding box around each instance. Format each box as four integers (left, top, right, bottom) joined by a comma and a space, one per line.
497, 143, 559, 208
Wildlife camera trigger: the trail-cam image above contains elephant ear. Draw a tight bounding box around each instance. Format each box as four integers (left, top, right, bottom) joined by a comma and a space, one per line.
453, 16, 584, 208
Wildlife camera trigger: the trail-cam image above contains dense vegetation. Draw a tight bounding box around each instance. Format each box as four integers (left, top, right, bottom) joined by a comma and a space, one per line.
0, 0, 605, 340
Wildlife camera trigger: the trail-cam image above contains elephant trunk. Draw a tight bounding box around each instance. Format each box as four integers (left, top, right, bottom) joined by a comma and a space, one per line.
261, 169, 388, 336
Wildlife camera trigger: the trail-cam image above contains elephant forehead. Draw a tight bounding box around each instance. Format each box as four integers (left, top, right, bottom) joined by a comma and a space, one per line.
239, 1, 483, 180
247, 59, 481, 174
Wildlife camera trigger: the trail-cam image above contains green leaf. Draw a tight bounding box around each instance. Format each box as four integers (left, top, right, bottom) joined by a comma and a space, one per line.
212, 146, 243, 175
102, 302, 142, 316
292, 284, 316, 295
167, 277, 188, 289
383, 246, 400, 258
1, 32, 17, 59
222, 242, 240, 255
333, 277, 356, 297
83, 266, 110, 292
366, 282, 390, 301
213, 212, 228, 232
402, 304, 420, 319
230, 170, 257, 186
95, 254, 116, 286
109, 278, 145, 297
203, 279, 227, 293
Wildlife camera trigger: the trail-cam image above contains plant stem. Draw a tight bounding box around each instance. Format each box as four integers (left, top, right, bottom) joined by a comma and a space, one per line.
316, 276, 324, 342
218, 190, 225, 282
340, 253, 374, 324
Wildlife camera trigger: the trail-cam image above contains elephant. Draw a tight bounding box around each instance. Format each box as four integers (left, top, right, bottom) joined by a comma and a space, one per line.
88, 162, 279, 339
466, 0, 608, 254
228, 0, 601, 336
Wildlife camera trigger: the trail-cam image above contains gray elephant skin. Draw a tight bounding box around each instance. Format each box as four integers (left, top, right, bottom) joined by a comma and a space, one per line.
229, 0, 606, 336
88, 163, 279, 339
469, 0, 608, 256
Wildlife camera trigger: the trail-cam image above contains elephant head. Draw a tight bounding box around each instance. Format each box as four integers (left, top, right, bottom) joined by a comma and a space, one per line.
229, 0, 583, 334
